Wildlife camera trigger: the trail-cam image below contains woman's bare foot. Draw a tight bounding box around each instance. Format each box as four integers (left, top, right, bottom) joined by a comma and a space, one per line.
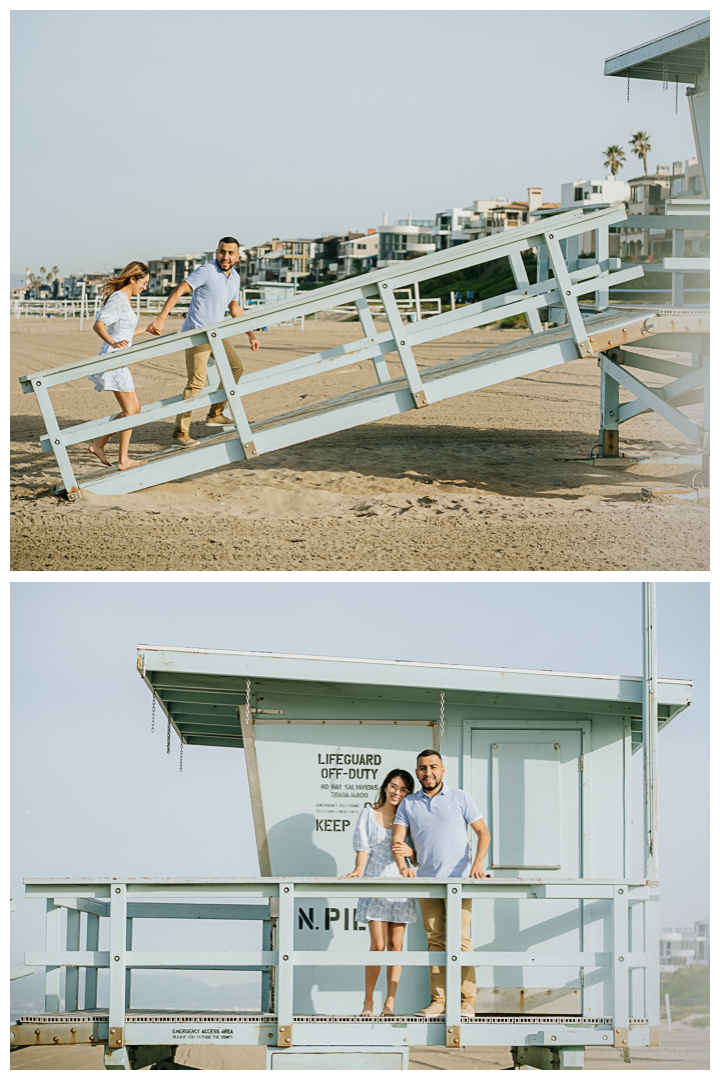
88, 442, 112, 466
360, 1001, 374, 1017
117, 458, 147, 471
381, 1000, 394, 1016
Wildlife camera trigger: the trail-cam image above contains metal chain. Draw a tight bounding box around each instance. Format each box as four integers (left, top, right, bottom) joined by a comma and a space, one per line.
705, 49, 708, 77
675, 78, 679, 115
151, 689, 156, 734
439, 689, 445, 740
627, 75, 630, 103
662, 55, 668, 90
166, 715, 171, 755
246, 678, 251, 726
179, 742, 183, 773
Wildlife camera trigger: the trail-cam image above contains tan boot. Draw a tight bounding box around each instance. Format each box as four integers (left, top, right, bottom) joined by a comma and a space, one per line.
415, 1001, 445, 1016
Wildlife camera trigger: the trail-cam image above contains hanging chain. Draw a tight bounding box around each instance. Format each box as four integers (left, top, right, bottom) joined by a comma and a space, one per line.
151, 688, 156, 734
675, 77, 679, 115
179, 742, 184, 773
439, 689, 445, 740
246, 678, 251, 726
662, 55, 669, 90
705, 49, 708, 77
166, 714, 171, 754
627, 75, 630, 103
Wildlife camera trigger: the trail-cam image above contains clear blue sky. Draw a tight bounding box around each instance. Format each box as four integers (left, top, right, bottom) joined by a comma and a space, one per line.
11, 582, 708, 1015
11, 8, 707, 276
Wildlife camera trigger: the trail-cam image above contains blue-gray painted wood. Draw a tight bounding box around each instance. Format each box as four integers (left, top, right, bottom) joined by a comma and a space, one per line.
21, 204, 657, 500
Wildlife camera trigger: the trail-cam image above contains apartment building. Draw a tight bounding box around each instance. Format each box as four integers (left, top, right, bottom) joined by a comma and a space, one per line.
337, 230, 378, 278
247, 239, 316, 284
615, 159, 707, 260
377, 218, 436, 268
660, 918, 709, 975
147, 253, 213, 294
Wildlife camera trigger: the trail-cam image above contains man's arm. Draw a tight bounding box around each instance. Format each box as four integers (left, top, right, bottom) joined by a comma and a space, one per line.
228, 301, 259, 351
392, 823, 416, 877
147, 280, 192, 335
469, 818, 491, 879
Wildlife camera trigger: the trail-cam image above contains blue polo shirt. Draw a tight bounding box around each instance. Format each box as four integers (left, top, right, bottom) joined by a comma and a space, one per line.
182, 260, 241, 332
394, 785, 482, 878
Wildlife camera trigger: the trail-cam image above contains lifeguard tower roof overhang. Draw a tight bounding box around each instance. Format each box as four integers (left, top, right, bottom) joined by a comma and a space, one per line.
137, 645, 691, 756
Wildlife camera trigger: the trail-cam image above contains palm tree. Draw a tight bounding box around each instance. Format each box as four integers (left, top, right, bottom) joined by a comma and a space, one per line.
51, 265, 59, 280
630, 131, 652, 175
39, 266, 46, 279
603, 145, 626, 176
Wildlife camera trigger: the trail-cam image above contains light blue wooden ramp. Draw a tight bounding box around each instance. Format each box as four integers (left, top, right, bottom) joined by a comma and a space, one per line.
19, 202, 705, 500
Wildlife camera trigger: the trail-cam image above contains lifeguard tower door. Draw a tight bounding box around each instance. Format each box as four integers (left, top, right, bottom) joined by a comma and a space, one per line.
470, 726, 585, 1015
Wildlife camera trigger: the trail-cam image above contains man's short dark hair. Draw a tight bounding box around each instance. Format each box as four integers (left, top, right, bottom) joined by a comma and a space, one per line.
218, 236, 240, 248
417, 749, 442, 762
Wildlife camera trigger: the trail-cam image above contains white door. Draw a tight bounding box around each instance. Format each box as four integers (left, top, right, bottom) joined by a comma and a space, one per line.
470, 727, 583, 1014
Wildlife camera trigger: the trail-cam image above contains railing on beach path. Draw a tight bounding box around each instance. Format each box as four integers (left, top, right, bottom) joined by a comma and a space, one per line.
22, 202, 662, 501
12, 874, 658, 1068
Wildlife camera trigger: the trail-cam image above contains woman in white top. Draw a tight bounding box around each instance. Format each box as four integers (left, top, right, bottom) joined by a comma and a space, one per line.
344, 768, 418, 1017
88, 261, 155, 470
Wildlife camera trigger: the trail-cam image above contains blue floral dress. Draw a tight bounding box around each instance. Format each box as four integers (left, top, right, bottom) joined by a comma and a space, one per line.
89, 290, 136, 393
353, 806, 417, 925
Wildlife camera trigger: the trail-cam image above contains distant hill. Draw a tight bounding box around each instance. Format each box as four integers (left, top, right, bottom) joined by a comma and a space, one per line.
660, 964, 709, 1008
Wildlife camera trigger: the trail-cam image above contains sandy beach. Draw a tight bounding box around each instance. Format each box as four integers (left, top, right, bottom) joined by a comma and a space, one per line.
11, 315, 708, 571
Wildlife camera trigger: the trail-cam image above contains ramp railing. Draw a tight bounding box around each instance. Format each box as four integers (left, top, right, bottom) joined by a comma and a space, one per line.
19, 875, 657, 1055
19, 204, 643, 499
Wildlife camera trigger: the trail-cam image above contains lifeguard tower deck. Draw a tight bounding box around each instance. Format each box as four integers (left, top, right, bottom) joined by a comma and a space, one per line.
13, 591, 690, 1069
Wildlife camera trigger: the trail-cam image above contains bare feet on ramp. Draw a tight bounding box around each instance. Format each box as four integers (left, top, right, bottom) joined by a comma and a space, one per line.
88, 442, 112, 466
117, 459, 148, 471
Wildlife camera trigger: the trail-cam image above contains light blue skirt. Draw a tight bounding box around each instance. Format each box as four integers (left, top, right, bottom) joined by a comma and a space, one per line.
356, 897, 417, 925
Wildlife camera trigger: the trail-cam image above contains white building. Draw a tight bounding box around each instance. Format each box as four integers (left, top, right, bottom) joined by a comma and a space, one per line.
377, 217, 436, 268
560, 175, 630, 209
660, 918, 709, 975
337, 230, 379, 278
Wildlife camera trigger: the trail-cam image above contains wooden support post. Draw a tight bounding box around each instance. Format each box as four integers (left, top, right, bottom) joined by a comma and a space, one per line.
108, 884, 127, 1050
595, 225, 610, 311
84, 913, 100, 1009
544, 233, 592, 356
32, 381, 81, 497
611, 886, 629, 1050
445, 884, 462, 1046
508, 251, 542, 334
208, 332, 258, 459
277, 884, 294, 1046
356, 296, 391, 382
671, 231, 684, 307
642, 584, 659, 882
600, 357, 620, 457
125, 918, 133, 1009
45, 901, 62, 1013
380, 284, 428, 407
65, 908, 81, 1012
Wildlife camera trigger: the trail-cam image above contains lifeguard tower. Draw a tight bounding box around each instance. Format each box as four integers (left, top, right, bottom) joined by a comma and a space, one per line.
12, 587, 690, 1069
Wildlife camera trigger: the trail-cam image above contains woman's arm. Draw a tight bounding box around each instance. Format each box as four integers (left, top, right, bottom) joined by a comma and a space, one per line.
132, 324, 155, 336
93, 320, 129, 349
391, 824, 416, 876
343, 850, 369, 878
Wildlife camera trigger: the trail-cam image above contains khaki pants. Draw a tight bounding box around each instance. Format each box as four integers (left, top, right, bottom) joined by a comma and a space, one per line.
173, 341, 244, 437
419, 897, 476, 1007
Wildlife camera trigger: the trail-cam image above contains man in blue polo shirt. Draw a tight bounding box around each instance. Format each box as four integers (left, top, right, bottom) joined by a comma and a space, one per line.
392, 749, 491, 1017
148, 237, 259, 446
